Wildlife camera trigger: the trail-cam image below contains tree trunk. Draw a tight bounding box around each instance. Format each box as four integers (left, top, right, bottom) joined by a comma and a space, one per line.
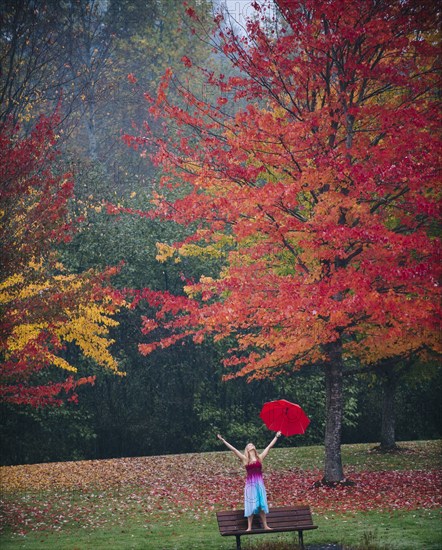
380, 372, 397, 451
323, 339, 344, 483
86, 95, 98, 162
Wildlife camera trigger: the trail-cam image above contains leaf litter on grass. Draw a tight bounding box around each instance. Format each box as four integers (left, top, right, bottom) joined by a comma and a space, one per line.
1, 445, 441, 537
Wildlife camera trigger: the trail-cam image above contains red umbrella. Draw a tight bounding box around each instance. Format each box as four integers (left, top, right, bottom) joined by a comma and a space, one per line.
260, 399, 310, 436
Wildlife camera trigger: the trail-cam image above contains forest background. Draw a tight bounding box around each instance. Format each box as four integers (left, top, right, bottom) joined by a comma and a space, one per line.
0, 0, 440, 468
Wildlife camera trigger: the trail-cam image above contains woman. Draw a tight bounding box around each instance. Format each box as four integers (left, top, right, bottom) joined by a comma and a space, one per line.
217, 431, 282, 531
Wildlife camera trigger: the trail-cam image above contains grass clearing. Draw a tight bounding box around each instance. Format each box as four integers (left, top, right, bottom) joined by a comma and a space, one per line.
1, 440, 441, 549
265, 440, 442, 472
1, 510, 441, 549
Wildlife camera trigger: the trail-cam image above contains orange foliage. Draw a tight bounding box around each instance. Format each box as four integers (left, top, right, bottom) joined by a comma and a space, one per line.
124, 1, 440, 379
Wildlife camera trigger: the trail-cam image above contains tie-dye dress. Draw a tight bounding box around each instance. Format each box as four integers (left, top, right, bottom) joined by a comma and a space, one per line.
244, 460, 269, 517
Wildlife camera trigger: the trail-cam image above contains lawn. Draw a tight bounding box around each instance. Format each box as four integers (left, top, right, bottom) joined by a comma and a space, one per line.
1, 440, 441, 549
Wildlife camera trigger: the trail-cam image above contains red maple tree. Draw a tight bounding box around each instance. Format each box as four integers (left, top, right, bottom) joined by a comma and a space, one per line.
0, 117, 124, 407
125, 0, 441, 482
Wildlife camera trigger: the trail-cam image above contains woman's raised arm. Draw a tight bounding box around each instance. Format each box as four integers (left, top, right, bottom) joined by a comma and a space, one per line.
259, 431, 282, 461
217, 434, 245, 461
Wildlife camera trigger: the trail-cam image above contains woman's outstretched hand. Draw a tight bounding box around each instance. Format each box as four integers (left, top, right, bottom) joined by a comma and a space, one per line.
276, 431, 282, 438
217, 434, 224, 441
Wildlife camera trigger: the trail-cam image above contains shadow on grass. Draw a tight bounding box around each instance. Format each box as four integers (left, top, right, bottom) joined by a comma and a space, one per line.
242, 531, 392, 549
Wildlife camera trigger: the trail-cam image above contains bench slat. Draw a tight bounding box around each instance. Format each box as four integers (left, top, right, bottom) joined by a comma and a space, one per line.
219, 527, 318, 536
217, 505, 309, 516
218, 516, 313, 529
217, 508, 312, 519
217, 512, 313, 523
217, 507, 313, 520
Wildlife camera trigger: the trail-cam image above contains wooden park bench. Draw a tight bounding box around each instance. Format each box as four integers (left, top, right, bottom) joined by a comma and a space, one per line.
216, 504, 318, 549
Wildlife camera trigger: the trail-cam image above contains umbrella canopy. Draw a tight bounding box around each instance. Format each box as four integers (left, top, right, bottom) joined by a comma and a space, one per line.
260, 399, 310, 437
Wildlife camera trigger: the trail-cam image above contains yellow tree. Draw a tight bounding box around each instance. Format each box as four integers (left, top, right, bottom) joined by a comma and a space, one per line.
0, 116, 125, 406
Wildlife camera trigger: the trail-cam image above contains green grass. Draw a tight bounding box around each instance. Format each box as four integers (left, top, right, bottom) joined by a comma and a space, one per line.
265, 439, 442, 472
1, 440, 441, 549
1, 510, 441, 549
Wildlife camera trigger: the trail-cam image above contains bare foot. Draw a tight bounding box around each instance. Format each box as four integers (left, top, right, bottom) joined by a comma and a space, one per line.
246, 528, 252, 532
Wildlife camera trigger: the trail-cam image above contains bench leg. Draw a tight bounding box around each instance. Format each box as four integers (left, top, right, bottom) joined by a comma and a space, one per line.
235, 534, 241, 550
298, 530, 305, 550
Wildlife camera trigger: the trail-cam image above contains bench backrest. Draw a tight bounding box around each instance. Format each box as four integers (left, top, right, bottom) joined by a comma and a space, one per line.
216, 505, 314, 534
